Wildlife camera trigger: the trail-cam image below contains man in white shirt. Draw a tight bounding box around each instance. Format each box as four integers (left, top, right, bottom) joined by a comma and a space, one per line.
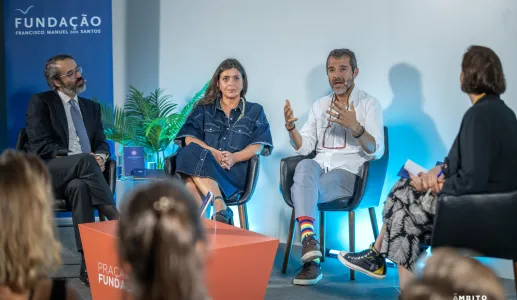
284, 49, 385, 285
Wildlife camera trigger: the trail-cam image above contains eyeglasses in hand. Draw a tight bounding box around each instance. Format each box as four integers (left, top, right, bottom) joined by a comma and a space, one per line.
322, 95, 348, 149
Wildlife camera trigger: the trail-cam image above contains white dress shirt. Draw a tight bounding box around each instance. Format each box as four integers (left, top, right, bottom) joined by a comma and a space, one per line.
295, 86, 385, 175
58, 91, 106, 161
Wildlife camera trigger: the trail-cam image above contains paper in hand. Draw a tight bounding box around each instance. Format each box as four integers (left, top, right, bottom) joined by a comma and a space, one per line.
404, 159, 428, 176
397, 159, 429, 179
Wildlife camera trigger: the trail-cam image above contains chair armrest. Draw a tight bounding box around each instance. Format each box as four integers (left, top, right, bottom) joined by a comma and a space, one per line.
103, 159, 116, 195
353, 126, 390, 211
343, 161, 370, 211
431, 190, 517, 260
279, 153, 315, 208
236, 155, 260, 205
164, 152, 178, 176
260, 145, 272, 157
16, 128, 28, 151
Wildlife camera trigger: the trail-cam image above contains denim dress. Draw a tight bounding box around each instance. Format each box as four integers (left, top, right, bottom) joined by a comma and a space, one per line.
174, 98, 273, 198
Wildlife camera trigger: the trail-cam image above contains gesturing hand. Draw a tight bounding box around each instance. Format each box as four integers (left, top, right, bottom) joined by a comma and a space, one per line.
284, 100, 298, 130
326, 101, 360, 131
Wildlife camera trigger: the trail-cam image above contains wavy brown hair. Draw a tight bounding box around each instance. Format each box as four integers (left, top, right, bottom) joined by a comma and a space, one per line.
0, 150, 61, 293
400, 248, 505, 300
195, 58, 248, 107
118, 179, 207, 300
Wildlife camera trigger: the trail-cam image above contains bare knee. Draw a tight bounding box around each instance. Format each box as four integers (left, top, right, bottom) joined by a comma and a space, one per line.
184, 177, 199, 194
185, 177, 195, 189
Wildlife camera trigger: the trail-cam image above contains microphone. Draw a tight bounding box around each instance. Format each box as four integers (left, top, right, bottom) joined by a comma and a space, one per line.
344, 76, 354, 89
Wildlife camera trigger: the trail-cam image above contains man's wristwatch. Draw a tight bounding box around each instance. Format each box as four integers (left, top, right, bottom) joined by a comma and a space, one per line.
285, 124, 296, 132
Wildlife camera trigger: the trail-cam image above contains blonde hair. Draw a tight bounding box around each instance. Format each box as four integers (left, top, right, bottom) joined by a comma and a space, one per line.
0, 150, 61, 293
400, 248, 506, 300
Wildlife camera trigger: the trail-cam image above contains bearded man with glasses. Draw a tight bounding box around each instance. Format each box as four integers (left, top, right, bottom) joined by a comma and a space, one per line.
25, 54, 120, 287
283, 48, 385, 285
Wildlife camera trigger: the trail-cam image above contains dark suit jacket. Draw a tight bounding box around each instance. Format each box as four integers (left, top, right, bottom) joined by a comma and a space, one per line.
25, 90, 110, 161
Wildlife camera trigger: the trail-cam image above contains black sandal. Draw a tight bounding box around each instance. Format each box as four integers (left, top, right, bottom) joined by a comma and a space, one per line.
212, 207, 234, 225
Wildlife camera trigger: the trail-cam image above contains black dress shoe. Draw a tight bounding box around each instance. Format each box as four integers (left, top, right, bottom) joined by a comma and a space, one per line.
212, 207, 234, 225
80, 260, 90, 287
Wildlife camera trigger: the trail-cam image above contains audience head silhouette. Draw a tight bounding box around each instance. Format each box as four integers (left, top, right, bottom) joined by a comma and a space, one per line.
0, 150, 61, 293
400, 248, 506, 300
118, 179, 207, 300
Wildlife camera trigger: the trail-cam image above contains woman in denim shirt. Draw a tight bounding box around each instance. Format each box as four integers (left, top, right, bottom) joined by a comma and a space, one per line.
174, 58, 273, 225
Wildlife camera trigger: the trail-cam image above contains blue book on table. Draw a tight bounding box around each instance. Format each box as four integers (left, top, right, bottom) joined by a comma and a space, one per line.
123, 146, 145, 176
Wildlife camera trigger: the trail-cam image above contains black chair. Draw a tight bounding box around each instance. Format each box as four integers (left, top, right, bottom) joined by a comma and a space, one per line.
429, 190, 517, 293
16, 128, 116, 221
280, 127, 389, 279
164, 151, 262, 230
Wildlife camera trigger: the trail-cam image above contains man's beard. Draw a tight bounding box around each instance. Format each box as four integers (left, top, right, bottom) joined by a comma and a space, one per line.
61, 79, 86, 95
331, 77, 353, 95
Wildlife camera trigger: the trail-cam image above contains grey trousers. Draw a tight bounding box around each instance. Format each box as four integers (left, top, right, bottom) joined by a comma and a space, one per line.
291, 159, 357, 220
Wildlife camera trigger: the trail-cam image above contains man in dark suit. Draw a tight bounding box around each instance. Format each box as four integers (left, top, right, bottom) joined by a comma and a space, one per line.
25, 54, 119, 287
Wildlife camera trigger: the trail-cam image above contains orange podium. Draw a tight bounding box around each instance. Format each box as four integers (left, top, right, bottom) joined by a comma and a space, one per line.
79, 219, 279, 300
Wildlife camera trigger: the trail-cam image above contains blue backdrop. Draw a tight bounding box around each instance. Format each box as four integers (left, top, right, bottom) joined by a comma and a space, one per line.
4, 0, 113, 148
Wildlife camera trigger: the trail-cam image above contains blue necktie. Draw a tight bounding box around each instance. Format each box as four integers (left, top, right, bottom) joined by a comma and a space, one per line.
70, 99, 91, 153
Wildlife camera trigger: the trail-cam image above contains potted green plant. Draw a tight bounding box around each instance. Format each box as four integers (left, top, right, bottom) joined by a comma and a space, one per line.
98, 81, 208, 169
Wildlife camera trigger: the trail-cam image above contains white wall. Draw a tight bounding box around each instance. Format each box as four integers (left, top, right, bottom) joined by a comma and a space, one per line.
113, 0, 161, 108
112, 0, 126, 109
156, 0, 517, 278
125, 0, 160, 94
112, 0, 161, 154
112, 0, 127, 158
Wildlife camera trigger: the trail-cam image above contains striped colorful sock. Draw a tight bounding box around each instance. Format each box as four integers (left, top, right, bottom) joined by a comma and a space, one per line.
297, 216, 320, 264
297, 216, 315, 241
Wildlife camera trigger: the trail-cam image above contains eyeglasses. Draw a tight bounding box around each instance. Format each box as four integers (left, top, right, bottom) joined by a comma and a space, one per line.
322, 95, 348, 149
59, 66, 82, 79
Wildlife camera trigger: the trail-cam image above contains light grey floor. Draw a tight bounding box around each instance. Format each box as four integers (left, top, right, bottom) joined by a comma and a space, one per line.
54, 226, 516, 300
